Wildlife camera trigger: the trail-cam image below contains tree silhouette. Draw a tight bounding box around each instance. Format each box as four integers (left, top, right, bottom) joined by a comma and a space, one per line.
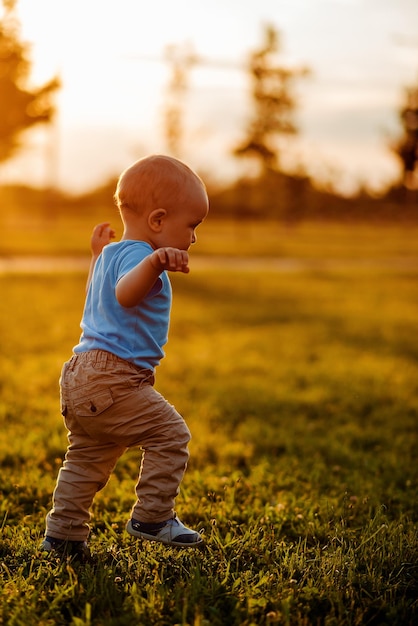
233, 24, 309, 173
393, 85, 418, 189
0, 0, 59, 164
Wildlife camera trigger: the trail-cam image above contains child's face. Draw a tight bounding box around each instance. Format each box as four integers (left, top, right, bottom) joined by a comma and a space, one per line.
158, 181, 208, 250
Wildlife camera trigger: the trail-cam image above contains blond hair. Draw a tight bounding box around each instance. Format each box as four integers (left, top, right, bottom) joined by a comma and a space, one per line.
114, 154, 205, 216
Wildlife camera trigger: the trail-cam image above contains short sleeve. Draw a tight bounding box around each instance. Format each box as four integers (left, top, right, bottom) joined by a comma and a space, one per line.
113, 243, 163, 297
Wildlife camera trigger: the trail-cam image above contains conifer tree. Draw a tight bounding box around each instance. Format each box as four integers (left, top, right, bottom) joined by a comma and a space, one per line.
233, 24, 308, 173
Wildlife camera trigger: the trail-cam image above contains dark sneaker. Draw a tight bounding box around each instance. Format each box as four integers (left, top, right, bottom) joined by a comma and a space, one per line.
126, 514, 204, 548
40, 536, 91, 563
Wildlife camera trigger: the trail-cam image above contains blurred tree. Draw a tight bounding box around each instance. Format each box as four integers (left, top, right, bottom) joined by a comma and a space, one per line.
393, 85, 418, 190
163, 43, 197, 157
233, 24, 309, 174
0, 0, 59, 164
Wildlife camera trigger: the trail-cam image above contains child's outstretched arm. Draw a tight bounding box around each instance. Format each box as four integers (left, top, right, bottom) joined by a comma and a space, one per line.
116, 247, 189, 308
86, 222, 116, 291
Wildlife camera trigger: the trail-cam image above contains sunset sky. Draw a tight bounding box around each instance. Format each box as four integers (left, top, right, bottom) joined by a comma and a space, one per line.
2, 0, 418, 194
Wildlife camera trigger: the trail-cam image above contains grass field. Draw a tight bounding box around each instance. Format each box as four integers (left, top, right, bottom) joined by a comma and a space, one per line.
1, 212, 418, 261
0, 222, 417, 625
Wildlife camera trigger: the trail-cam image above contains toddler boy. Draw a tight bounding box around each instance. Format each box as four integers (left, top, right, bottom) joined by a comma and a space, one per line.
41, 154, 209, 557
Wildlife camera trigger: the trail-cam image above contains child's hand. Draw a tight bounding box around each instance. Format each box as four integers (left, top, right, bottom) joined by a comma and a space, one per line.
91, 223, 116, 257
150, 247, 190, 273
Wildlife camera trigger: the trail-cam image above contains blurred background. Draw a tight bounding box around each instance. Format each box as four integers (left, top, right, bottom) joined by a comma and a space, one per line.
1, 6, 418, 623
0, 0, 418, 243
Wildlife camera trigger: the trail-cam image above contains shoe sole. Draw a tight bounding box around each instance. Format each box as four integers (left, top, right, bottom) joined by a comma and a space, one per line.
126, 520, 204, 549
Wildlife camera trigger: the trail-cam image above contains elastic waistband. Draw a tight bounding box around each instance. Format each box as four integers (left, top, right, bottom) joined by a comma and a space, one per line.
69, 349, 154, 381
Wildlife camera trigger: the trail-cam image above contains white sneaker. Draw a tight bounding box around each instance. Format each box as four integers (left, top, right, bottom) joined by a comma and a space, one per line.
126, 514, 204, 548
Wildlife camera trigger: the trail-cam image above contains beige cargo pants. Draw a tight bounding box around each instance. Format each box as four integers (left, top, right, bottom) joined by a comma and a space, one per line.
45, 350, 191, 541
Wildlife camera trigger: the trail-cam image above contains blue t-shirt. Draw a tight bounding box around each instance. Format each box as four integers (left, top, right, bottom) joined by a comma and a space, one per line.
73, 240, 172, 369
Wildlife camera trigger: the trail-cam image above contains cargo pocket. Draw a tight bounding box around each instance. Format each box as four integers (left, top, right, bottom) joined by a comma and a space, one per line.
73, 388, 114, 418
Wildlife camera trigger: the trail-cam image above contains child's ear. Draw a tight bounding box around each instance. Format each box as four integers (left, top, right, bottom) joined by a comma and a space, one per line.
148, 208, 167, 232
